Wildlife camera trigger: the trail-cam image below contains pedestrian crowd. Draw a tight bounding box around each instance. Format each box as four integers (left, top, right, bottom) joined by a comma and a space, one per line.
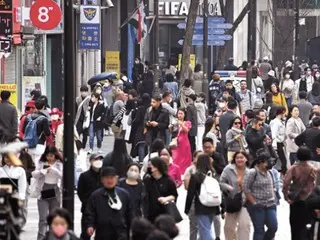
0, 57, 320, 240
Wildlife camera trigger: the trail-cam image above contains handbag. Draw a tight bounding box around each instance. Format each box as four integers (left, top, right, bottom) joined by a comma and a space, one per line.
41, 188, 56, 199
163, 201, 183, 223
288, 167, 312, 202
169, 128, 181, 149
224, 192, 243, 213
154, 181, 182, 223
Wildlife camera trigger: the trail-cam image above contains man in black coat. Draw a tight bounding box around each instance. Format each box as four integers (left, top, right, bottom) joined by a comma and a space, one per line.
202, 137, 226, 175
77, 154, 104, 240
144, 95, 169, 148
186, 94, 198, 156
85, 167, 134, 240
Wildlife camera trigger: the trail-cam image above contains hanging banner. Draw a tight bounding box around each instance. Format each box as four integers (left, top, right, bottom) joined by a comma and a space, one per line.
177, 54, 196, 71
105, 51, 120, 73
0, 84, 17, 108
22, 76, 45, 108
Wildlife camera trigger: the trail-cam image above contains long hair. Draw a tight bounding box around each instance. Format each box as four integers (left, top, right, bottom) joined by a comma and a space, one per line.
228, 116, 243, 130
111, 138, 129, 174
203, 117, 215, 139
39, 146, 63, 163
150, 157, 168, 176
311, 82, 320, 96
194, 154, 213, 183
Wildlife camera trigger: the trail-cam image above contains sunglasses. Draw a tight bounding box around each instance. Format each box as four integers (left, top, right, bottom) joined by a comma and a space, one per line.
234, 122, 241, 125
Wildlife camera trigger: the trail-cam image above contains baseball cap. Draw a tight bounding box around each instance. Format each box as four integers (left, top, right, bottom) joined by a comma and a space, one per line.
101, 167, 117, 177
89, 153, 104, 161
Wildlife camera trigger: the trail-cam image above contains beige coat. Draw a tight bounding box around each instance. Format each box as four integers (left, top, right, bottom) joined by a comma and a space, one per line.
285, 117, 306, 153
55, 124, 80, 155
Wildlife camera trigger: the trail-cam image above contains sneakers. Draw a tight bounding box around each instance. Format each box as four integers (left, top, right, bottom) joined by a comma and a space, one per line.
97, 149, 103, 154
87, 149, 93, 155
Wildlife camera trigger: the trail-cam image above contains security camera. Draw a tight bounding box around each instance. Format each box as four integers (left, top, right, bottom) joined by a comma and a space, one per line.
105, 0, 114, 8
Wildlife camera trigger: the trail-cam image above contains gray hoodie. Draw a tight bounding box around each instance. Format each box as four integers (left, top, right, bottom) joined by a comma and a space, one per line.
179, 86, 195, 108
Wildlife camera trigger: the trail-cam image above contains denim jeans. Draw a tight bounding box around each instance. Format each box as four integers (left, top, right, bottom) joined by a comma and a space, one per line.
247, 204, 278, 240
197, 214, 215, 240
286, 97, 292, 108
89, 123, 102, 150
138, 143, 146, 162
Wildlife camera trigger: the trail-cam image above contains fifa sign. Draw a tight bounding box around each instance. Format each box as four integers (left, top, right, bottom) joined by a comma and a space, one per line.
158, 0, 220, 17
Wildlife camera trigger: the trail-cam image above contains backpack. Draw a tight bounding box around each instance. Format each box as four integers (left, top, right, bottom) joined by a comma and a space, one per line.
209, 81, 222, 100
24, 115, 45, 148
198, 172, 222, 207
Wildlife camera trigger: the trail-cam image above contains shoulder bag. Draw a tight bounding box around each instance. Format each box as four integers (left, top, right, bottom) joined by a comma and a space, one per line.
154, 180, 182, 223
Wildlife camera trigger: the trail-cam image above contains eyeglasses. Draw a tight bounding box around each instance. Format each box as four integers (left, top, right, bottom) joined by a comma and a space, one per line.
234, 122, 241, 125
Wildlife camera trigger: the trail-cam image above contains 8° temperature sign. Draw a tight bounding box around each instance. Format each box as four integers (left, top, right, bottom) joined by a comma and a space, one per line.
30, 0, 62, 30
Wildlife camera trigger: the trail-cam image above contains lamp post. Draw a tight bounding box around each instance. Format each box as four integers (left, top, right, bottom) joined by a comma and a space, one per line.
63, 0, 76, 229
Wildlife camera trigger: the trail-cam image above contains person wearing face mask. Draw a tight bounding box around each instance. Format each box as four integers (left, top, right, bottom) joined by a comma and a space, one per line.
280, 72, 295, 107
295, 69, 314, 102
143, 157, 178, 223
77, 154, 103, 240
75, 86, 90, 149
85, 166, 134, 240
47, 108, 63, 146
43, 208, 79, 240
243, 151, 278, 240
118, 162, 143, 217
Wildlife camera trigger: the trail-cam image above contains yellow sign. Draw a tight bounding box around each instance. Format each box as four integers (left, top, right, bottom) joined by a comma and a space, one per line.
0, 84, 17, 108
105, 51, 120, 75
177, 54, 196, 71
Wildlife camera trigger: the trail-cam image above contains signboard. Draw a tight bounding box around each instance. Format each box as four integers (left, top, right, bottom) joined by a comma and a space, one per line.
178, 39, 225, 46
105, 51, 120, 73
177, 54, 195, 71
30, 0, 62, 30
0, 0, 12, 11
0, 38, 11, 52
22, 76, 45, 108
177, 22, 233, 29
0, 13, 12, 35
193, 34, 232, 41
80, 6, 101, 50
157, 0, 221, 17
0, 84, 17, 107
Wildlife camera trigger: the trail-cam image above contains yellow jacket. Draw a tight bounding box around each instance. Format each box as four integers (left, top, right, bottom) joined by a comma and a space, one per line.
272, 93, 288, 114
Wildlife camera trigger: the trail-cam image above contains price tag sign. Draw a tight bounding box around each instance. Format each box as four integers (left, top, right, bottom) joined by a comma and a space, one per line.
30, 0, 62, 30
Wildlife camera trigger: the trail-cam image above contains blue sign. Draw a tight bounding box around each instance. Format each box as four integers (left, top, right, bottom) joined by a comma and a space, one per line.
177, 22, 233, 29
178, 39, 225, 46
195, 16, 226, 24
194, 28, 225, 35
79, 23, 100, 49
193, 34, 232, 41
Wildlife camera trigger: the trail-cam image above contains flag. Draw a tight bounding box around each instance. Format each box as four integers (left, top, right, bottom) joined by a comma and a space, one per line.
128, 1, 147, 44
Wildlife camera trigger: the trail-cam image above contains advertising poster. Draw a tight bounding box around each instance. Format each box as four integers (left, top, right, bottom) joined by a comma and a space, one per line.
105, 51, 120, 73
0, 84, 17, 108
178, 54, 195, 71
22, 76, 45, 107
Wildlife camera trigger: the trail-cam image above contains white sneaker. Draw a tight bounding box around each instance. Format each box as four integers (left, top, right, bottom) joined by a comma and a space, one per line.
97, 149, 103, 154
104, 130, 109, 136
108, 130, 114, 136
87, 149, 93, 155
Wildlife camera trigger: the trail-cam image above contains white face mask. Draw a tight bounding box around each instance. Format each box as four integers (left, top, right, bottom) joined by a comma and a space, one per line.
135, 60, 139, 64
51, 114, 59, 121
316, 74, 320, 78
285, 74, 290, 79
307, 71, 312, 76
92, 160, 103, 169
96, 89, 102, 94
127, 170, 139, 180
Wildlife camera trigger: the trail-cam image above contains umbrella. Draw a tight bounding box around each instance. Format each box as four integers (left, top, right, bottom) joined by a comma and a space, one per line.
87, 72, 117, 85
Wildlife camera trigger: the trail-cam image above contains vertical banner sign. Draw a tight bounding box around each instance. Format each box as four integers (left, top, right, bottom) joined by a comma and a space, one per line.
79, 5, 100, 49
177, 54, 196, 71
105, 51, 120, 73
0, 13, 12, 36
0, 84, 17, 107
127, 24, 135, 81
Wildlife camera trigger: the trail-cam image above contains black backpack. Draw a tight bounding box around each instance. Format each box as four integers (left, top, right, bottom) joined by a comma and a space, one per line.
209, 81, 223, 102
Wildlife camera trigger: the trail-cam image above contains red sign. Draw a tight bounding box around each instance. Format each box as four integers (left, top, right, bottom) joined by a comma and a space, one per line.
30, 0, 61, 30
